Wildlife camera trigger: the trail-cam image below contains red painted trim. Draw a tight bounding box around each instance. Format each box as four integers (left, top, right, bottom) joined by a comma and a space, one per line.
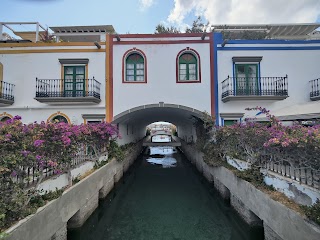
109, 36, 114, 122
114, 40, 210, 45
176, 48, 201, 84
209, 34, 215, 117
122, 48, 148, 84
115, 33, 206, 38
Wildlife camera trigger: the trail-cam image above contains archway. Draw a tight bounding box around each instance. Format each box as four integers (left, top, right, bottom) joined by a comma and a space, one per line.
112, 102, 204, 145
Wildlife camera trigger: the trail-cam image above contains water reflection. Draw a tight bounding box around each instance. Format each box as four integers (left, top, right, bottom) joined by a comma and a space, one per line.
151, 135, 171, 142
147, 147, 177, 168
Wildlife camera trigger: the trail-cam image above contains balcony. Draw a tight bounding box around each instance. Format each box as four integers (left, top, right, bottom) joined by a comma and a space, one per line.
0, 81, 15, 106
310, 78, 320, 101
221, 76, 288, 102
35, 78, 101, 104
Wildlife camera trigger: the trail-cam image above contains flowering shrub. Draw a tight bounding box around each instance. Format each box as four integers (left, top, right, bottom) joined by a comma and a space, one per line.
196, 109, 320, 225
0, 117, 118, 230
199, 107, 320, 171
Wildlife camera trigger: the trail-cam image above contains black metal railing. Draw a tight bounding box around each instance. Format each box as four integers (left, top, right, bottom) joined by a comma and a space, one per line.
35, 78, 101, 99
221, 76, 288, 98
0, 80, 15, 101
310, 78, 320, 99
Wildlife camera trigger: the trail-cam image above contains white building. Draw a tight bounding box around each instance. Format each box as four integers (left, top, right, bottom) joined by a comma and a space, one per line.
213, 24, 320, 126
1, 22, 320, 144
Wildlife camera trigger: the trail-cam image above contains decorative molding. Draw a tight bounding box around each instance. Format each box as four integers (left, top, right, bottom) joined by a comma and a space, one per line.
232, 56, 263, 62
59, 58, 89, 64
220, 113, 244, 118
82, 114, 105, 119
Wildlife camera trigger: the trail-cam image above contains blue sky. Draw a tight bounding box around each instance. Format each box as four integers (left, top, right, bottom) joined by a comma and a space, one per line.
2, 0, 320, 34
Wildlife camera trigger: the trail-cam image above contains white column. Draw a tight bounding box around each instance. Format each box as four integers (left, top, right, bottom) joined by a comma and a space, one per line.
35, 23, 39, 42
0, 24, 3, 40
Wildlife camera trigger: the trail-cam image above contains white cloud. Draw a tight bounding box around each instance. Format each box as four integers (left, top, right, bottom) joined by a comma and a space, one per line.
139, 0, 155, 11
168, 0, 320, 25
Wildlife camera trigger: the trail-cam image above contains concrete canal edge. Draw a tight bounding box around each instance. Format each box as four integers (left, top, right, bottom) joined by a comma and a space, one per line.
179, 141, 320, 240
5, 142, 143, 240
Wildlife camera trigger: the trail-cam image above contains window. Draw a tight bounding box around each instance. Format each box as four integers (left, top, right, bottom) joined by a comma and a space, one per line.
48, 112, 70, 123
64, 66, 86, 97
125, 53, 145, 82
224, 119, 238, 126
51, 115, 68, 123
179, 53, 197, 81
232, 56, 262, 96
235, 64, 258, 95
177, 49, 201, 83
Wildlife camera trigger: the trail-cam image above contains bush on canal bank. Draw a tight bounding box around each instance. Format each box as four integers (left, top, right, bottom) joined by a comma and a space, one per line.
194, 108, 320, 226
0, 117, 118, 231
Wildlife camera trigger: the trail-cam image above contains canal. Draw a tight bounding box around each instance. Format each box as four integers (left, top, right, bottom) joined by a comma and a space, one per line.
68, 146, 264, 240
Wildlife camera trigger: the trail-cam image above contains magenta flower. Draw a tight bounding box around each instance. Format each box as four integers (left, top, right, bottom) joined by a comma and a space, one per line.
21, 150, 31, 157
34, 139, 45, 147
13, 115, 22, 120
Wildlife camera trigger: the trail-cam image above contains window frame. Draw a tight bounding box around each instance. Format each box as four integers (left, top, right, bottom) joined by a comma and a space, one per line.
234, 63, 259, 95
176, 48, 201, 83
122, 48, 147, 84
63, 65, 86, 97
232, 57, 262, 96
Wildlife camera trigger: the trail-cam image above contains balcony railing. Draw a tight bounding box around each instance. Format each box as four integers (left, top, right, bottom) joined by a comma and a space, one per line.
0, 80, 15, 105
221, 76, 288, 102
35, 78, 101, 104
310, 78, 320, 101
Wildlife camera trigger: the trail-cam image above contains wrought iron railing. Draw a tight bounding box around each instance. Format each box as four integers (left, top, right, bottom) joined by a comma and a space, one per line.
221, 76, 288, 99
310, 78, 320, 99
0, 80, 15, 101
35, 78, 101, 99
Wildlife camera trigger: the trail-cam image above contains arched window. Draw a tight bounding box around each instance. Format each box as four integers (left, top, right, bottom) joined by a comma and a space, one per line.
51, 115, 68, 123
179, 53, 197, 81
48, 112, 70, 123
177, 49, 201, 83
1, 116, 11, 122
125, 53, 145, 82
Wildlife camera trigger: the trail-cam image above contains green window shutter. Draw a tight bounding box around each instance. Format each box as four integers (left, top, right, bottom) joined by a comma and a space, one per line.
224, 120, 237, 126
179, 53, 197, 81
126, 53, 144, 82
235, 64, 258, 95
64, 66, 85, 97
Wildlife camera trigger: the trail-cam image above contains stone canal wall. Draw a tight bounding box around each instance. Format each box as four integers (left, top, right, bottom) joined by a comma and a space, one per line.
5, 142, 143, 240
179, 141, 320, 240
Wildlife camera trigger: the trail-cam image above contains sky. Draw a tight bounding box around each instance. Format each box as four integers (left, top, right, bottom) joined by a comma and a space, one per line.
1, 0, 320, 34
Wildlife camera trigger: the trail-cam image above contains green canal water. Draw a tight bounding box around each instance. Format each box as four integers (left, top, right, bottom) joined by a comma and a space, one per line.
68, 147, 264, 240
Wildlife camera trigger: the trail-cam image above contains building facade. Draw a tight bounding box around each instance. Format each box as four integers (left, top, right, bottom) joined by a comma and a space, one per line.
1, 22, 320, 144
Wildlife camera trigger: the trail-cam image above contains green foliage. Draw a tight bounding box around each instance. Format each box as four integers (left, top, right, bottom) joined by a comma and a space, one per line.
72, 174, 81, 184
301, 199, 320, 225
155, 24, 180, 34
29, 188, 64, 208
107, 140, 135, 162
0, 118, 118, 231
185, 16, 207, 33
155, 17, 209, 34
